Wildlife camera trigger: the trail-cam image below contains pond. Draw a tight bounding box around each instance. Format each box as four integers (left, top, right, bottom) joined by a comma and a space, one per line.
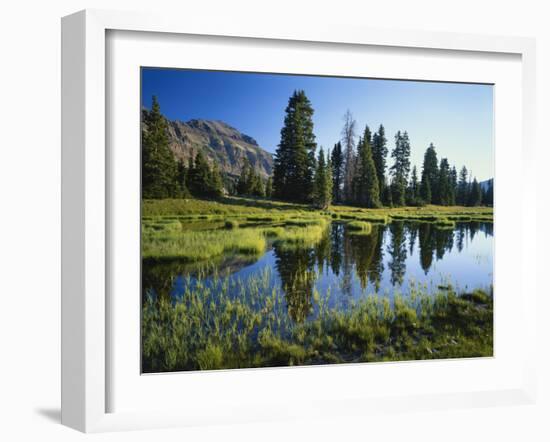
142, 220, 493, 324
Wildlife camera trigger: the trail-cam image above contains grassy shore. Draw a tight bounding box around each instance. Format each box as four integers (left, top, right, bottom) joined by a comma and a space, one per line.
142, 269, 493, 372
142, 197, 492, 260
143, 196, 493, 222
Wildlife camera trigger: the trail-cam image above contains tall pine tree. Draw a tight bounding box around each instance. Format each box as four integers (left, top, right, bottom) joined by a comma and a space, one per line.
355, 125, 381, 208
372, 124, 388, 203
273, 90, 317, 202
390, 131, 411, 206
437, 158, 451, 205
408, 165, 419, 204
457, 166, 469, 205
331, 141, 344, 203
142, 96, 179, 198
468, 178, 482, 206
420, 143, 439, 204
312, 148, 332, 209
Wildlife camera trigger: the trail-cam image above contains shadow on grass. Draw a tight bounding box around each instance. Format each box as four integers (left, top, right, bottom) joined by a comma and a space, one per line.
219, 196, 312, 212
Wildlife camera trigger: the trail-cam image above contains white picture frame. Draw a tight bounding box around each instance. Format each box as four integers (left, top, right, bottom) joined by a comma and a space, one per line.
61, 9, 537, 433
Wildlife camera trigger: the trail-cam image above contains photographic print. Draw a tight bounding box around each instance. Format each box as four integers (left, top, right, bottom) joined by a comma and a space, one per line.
141, 68, 494, 373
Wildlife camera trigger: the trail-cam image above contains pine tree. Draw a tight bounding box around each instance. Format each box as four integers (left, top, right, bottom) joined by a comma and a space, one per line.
372, 124, 388, 203
188, 150, 223, 199
457, 166, 469, 205
330, 141, 344, 203
237, 159, 253, 195
390, 131, 411, 206
420, 143, 439, 204
468, 178, 482, 206
355, 125, 381, 208
419, 176, 431, 204
341, 110, 357, 203
250, 173, 265, 197
273, 90, 317, 202
483, 179, 493, 206
209, 163, 224, 198
142, 96, 179, 198
449, 166, 458, 206
312, 148, 332, 209
408, 165, 419, 204
437, 158, 451, 205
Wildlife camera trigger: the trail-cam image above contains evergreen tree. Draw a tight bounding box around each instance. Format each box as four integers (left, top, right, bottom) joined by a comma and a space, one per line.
273, 90, 317, 202
457, 166, 469, 205
330, 141, 344, 203
468, 178, 482, 206
420, 143, 439, 204
142, 96, 179, 198
372, 124, 388, 202
312, 148, 332, 209
209, 163, 224, 198
437, 158, 451, 205
408, 165, 419, 204
176, 160, 190, 197
341, 110, 357, 203
419, 174, 431, 204
355, 125, 381, 208
237, 159, 253, 195
188, 150, 223, 198
483, 179, 493, 206
250, 172, 265, 197
389, 131, 411, 206
449, 166, 458, 206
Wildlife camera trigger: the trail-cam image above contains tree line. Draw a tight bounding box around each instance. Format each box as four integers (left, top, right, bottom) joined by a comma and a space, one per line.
272, 90, 492, 208
142, 93, 492, 208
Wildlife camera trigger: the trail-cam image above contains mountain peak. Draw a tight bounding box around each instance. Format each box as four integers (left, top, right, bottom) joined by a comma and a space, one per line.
142, 110, 273, 179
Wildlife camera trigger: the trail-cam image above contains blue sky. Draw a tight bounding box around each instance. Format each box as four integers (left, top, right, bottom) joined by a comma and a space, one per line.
142, 68, 494, 181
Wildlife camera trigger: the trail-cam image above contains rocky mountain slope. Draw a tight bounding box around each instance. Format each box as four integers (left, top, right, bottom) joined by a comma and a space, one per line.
142, 110, 273, 179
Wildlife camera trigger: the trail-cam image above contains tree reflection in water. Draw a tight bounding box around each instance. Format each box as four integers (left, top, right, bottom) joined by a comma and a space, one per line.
142, 221, 493, 323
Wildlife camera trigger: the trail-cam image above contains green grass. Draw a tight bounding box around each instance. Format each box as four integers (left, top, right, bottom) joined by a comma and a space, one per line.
142, 198, 492, 261
143, 197, 493, 224
142, 216, 330, 259
142, 270, 493, 373
140, 197, 494, 373
142, 228, 267, 261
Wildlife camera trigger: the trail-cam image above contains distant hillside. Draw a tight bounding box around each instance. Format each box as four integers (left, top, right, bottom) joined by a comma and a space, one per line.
142, 109, 273, 180
480, 178, 493, 191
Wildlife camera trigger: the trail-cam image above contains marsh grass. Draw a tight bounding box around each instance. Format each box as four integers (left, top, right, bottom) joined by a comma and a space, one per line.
142, 228, 267, 261
141, 198, 494, 372
143, 198, 493, 224
142, 269, 493, 372
142, 216, 330, 259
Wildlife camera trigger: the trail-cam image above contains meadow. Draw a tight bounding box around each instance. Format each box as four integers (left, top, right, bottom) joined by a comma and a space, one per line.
141, 197, 493, 372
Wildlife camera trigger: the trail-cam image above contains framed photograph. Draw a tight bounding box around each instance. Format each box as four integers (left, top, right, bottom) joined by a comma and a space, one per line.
62, 9, 537, 432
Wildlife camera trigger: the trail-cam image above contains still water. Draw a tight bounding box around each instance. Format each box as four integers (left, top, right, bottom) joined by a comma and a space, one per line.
143, 221, 493, 323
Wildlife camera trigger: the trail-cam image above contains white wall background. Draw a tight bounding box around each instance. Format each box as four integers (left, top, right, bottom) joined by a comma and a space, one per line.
0, 1, 547, 440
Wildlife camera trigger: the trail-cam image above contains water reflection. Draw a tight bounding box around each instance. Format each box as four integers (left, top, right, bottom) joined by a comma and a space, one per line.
143, 221, 493, 323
